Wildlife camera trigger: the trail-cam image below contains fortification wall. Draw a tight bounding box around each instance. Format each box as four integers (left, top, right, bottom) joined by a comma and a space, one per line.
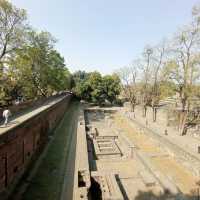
0, 94, 72, 198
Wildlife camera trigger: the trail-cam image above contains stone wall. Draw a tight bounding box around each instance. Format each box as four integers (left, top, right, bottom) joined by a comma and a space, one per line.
73, 107, 91, 200
0, 95, 72, 198
0, 93, 68, 122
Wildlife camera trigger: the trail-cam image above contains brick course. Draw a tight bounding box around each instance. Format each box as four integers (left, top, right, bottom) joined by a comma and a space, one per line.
0, 95, 71, 197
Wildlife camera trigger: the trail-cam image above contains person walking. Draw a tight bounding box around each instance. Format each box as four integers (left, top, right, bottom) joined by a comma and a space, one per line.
2, 108, 11, 126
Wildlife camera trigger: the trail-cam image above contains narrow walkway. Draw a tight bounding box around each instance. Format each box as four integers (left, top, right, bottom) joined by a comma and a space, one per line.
0, 95, 68, 135
11, 101, 79, 200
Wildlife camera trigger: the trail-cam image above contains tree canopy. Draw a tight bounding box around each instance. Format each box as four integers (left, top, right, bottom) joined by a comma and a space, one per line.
72, 71, 121, 105
0, 0, 71, 105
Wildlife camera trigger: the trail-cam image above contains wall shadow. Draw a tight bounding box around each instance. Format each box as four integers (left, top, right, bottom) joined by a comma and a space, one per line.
134, 190, 200, 200
89, 177, 102, 200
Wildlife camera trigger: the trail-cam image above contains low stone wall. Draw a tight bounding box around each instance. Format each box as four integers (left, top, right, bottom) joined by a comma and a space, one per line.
0, 94, 72, 199
73, 108, 91, 200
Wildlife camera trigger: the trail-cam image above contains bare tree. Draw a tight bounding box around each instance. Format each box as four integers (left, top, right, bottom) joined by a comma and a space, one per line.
150, 41, 167, 122
165, 19, 200, 135
117, 63, 139, 113
139, 47, 153, 117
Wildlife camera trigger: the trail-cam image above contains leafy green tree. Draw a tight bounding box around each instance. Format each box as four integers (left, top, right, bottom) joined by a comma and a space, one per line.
8, 31, 71, 100
0, 0, 28, 104
88, 72, 104, 104
72, 71, 121, 105
72, 70, 91, 99
102, 74, 121, 104
46, 50, 71, 92
78, 81, 93, 101
0, 0, 27, 62
72, 70, 89, 86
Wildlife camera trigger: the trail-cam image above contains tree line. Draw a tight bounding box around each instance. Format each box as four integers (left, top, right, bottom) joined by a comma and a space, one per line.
0, 0, 122, 107
0, 0, 71, 106
72, 71, 121, 105
116, 4, 200, 135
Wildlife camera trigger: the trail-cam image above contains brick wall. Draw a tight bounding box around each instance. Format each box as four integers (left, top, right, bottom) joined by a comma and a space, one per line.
0, 95, 72, 197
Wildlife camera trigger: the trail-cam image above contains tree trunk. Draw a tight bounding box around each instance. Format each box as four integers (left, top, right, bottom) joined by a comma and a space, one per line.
143, 105, 147, 117
179, 111, 188, 136
142, 105, 145, 117
131, 103, 135, 112
152, 107, 157, 122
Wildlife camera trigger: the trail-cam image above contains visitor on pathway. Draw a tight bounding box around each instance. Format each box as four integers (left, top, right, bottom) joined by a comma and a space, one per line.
2, 108, 11, 126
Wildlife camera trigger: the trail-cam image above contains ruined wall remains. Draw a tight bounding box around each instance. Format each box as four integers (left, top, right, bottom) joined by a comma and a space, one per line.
0, 95, 72, 198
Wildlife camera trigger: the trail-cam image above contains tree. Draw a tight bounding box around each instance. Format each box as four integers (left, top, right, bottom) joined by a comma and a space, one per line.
46, 50, 71, 92
72, 70, 90, 84
9, 31, 55, 97
88, 72, 104, 105
140, 47, 153, 117
72, 71, 121, 105
0, 0, 71, 105
117, 64, 138, 112
102, 74, 121, 104
72, 70, 92, 100
150, 42, 167, 121
164, 19, 200, 135
0, 0, 28, 105
9, 31, 70, 100
0, 0, 27, 68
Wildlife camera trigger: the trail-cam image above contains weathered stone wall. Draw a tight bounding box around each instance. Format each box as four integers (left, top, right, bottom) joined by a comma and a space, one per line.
0, 95, 72, 198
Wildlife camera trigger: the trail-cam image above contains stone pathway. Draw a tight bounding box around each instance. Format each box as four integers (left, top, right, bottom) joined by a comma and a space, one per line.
0, 95, 68, 135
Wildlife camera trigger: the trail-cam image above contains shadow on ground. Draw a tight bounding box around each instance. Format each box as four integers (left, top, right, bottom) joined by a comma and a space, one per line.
134, 190, 200, 200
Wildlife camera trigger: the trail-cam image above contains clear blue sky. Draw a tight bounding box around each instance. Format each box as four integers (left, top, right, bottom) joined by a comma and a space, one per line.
11, 0, 199, 74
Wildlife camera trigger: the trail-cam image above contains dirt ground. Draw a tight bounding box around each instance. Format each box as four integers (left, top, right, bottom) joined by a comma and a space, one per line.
112, 112, 199, 195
